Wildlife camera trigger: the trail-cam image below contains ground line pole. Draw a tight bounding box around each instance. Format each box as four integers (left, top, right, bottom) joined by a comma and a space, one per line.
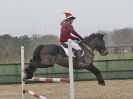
21, 46, 25, 99
68, 39, 75, 99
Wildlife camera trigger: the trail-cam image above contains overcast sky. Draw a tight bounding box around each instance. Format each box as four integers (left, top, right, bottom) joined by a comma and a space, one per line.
0, 0, 133, 37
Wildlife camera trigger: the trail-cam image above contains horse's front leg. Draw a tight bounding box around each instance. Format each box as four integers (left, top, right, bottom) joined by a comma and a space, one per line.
87, 63, 105, 86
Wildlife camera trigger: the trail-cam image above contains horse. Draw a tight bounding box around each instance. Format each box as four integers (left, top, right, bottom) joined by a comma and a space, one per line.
23, 33, 108, 86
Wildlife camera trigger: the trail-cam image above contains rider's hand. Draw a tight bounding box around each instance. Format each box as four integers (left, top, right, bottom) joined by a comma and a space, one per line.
79, 37, 83, 41
75, 38, 80, 41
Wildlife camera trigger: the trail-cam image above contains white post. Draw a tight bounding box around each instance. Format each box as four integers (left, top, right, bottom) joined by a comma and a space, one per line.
21, 46, 25, 99
68, 39, 75, 99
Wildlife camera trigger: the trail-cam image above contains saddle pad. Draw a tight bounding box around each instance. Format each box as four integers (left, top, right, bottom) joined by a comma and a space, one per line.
61, 45, 84, 57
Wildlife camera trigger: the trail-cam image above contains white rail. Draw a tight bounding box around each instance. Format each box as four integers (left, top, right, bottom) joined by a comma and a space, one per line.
68, 39, 75, 99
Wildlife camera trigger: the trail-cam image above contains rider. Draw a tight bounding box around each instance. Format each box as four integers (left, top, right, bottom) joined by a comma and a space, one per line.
60, 12, 84, 67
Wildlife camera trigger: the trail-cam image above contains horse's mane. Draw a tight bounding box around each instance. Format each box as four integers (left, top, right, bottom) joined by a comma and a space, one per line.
83, 33, 96, 43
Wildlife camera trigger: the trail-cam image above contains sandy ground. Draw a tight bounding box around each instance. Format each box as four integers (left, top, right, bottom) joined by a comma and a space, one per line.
0, 80, 133, 99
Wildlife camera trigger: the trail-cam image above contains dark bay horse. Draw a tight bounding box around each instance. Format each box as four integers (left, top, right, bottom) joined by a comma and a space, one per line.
23, 33, 108, 86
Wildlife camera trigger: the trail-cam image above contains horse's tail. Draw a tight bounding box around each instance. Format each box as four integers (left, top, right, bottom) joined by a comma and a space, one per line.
33, 44, 44, 62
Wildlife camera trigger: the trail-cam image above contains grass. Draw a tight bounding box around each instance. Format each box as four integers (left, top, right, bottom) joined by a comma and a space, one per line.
94, 53, 133, 60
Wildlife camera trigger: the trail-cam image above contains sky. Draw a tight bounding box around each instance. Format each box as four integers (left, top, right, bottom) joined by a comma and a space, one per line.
0, 0, 133, 37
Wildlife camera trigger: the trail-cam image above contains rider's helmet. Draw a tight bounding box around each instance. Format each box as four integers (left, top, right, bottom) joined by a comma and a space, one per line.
64, 12, 76, 20
60, 12, 76, 25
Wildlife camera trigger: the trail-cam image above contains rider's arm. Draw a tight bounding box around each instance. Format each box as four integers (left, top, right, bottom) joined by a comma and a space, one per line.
71, 36, 80, 41
67, 24, 83, 40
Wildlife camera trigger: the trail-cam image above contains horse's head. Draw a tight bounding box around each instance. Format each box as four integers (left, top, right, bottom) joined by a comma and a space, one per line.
94, 33, 108, 56
83, 33, 108, 56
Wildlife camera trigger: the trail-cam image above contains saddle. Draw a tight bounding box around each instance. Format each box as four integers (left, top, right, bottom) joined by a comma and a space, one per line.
60, 42, 84, 57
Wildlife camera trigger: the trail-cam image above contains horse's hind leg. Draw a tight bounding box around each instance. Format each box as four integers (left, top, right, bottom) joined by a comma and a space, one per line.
23, 59, 38, 80
87, 63, 105, 86
23, 59, 54, 80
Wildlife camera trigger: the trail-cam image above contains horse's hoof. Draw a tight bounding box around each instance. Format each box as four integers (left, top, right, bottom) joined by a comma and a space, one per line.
22, 72, 33, 81
22, 73, 28, 81
98, 82, 106, 86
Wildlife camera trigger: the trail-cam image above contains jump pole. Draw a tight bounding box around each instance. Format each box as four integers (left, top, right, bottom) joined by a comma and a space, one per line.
23, 89, 47, 99
27, 77, 69, 83
68, 39, 75, 99
21, 46, 25, 99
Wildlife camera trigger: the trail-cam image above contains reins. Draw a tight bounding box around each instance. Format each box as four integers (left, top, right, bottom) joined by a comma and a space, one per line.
82, 43, 94, 56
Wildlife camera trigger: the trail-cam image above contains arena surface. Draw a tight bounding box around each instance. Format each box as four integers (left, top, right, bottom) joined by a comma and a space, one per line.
0, 80, 133, 99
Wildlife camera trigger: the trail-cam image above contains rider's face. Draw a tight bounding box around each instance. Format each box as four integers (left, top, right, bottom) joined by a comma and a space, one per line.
70, 19, 73, 24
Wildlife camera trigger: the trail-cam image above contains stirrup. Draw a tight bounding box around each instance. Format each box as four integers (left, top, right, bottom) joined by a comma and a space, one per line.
78, 62, 85, 67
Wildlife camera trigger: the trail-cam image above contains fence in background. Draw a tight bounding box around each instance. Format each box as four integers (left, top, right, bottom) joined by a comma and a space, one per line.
0, 58, 133, 84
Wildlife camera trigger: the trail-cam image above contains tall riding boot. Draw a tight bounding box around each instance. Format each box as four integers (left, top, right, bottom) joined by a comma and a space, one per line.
76, 50, 84, 67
